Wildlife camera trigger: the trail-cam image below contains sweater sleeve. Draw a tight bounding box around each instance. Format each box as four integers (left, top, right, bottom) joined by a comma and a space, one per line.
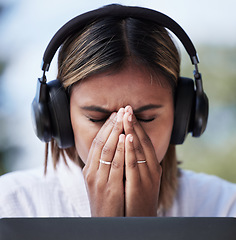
0, 171, 39, 217
0, 167, 82, 218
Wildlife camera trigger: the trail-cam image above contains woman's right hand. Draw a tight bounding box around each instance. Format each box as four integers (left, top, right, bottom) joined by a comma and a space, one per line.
82, 108, 125, 217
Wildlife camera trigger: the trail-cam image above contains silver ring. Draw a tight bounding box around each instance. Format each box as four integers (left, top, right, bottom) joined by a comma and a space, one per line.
137, 160, 147, 164
99, 159, 112, 165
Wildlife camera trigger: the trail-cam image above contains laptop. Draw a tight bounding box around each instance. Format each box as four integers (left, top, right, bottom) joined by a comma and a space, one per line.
0, 217, 235, 240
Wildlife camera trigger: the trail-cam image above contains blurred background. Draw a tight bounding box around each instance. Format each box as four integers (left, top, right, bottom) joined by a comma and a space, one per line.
0, 0, 235, 182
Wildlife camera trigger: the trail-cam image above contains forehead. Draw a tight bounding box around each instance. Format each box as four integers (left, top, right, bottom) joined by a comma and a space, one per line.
70, 65, 173, 110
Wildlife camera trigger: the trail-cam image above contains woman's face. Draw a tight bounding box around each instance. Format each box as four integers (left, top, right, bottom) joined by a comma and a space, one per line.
70, 65, 174, 164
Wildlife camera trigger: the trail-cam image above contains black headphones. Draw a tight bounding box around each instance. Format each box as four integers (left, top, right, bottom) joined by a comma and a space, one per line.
31, 4, 209, 148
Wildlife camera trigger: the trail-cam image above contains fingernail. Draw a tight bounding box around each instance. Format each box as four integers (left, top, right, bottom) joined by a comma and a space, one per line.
110, 112, 117, 120
117, 108, 124, 122
119, 134, 125, 143
129, 134, 133, 143
127, 106, 133, 114
128, 114, 132, 122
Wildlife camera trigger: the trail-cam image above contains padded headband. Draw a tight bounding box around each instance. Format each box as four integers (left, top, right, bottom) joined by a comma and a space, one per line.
42, 4, 199, 72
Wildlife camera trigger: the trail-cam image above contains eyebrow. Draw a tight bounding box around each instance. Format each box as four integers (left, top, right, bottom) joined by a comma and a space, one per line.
133, 104, 163, 114
80, 104, 162, 114
80, 106, 111, 114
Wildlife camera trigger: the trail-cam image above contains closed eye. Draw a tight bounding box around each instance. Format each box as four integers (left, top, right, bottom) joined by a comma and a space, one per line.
89, 117, 155, 123
88, 117, 108, 123
136, 117, 155, 123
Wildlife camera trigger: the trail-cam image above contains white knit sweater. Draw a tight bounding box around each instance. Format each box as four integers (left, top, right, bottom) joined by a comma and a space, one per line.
1, 160, 236, 218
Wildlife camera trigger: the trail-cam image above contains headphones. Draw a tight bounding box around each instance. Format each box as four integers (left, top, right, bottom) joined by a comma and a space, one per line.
31, 4, 209, 148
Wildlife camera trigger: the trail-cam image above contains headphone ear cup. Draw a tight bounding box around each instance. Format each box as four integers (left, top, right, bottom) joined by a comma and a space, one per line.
31, 79, 52, 142
170, 77, 195, 145
47, 80, 74, 148
192, 90, 209, 137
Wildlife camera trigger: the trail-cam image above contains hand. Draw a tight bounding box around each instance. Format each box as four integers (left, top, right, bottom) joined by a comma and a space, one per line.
82, 108, 125, 217
123, 106, 162, 216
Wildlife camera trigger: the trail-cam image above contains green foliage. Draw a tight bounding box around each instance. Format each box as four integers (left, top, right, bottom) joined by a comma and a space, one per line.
181, 45, 236, 106
0, 152, 6, 175
178, 45, 236, 183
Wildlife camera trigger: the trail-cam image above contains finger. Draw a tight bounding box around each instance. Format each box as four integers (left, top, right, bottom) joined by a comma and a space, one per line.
86, 112, 117, 173
87, 112, 116, 166
108, 134, 125, 183
124, 106, 160, 177
123, 109, 146, 162
123, 108, 150, 179
130, 113, 161, 177
125, 134, 141, 185
98, 108, 125, 181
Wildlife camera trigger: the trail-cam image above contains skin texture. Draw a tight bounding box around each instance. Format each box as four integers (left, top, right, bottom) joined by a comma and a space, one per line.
70, 65, 174, 216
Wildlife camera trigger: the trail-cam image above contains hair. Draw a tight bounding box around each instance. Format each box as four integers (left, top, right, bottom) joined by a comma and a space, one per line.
45, 10, 181, 212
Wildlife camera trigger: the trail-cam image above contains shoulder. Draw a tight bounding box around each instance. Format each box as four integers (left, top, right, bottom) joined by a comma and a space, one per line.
0, 167, 61, 217
168, 169, 236, 217
179, 169, 236, 194
0, 167, 58, 194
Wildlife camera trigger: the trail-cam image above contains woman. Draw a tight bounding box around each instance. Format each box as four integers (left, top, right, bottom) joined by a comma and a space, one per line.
1, 4, 236, 217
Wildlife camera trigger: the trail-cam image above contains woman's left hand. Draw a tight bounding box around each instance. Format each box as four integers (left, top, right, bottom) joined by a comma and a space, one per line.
123, 106, 162, 216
